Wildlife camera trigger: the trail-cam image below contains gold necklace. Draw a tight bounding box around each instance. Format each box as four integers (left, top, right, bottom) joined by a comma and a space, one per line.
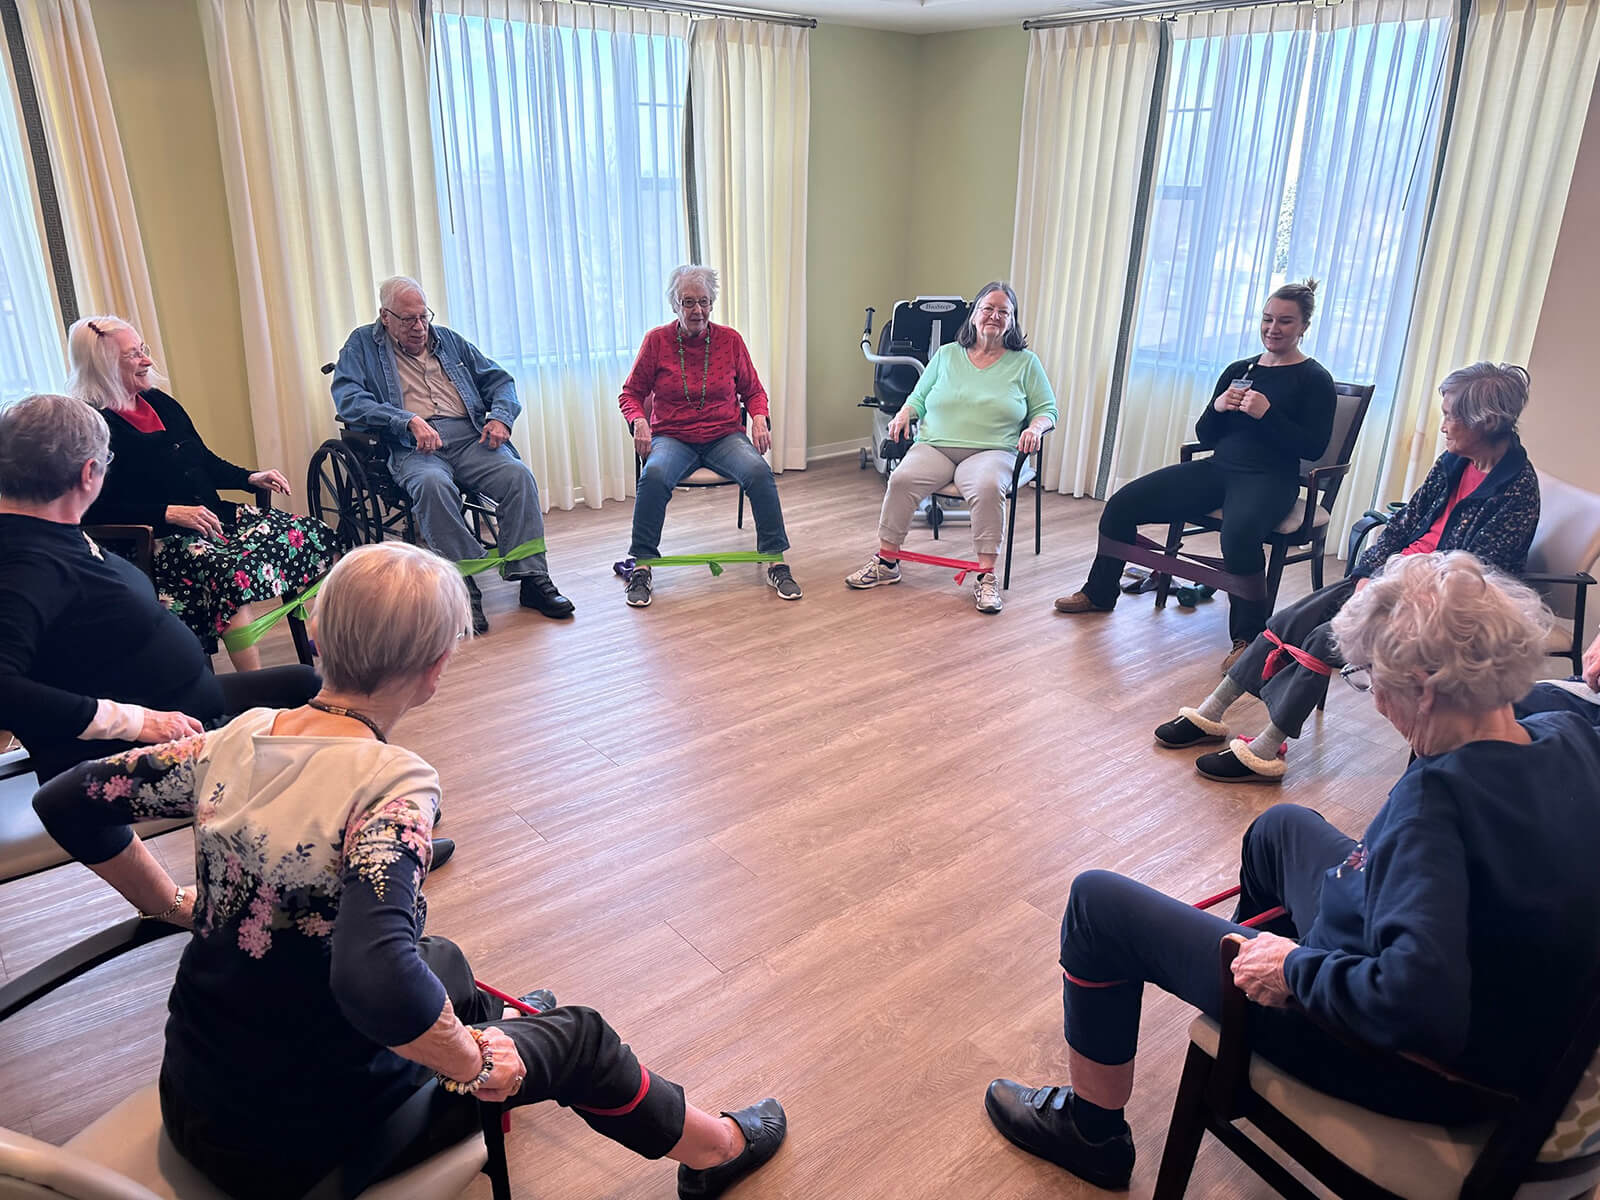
675, 324, 713, 410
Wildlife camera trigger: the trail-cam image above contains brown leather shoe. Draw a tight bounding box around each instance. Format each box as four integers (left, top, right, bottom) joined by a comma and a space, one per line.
1053, 591, 1113, 614
1221, 638, 1250, 673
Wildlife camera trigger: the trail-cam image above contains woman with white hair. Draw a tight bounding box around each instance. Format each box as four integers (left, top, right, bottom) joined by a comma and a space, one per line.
67, 314, 335, 671
984, 552, 1600, 1189
618, 265, 800, 607
1155, 361, 1541, 784
33, 540, 787, 1200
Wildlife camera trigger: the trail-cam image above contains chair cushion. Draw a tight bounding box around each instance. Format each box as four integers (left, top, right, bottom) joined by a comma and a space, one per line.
68, 1083, 487, 1199
0, 1123, 164, 1200
672, 470, 732, 489
1198, 506, 1331, 537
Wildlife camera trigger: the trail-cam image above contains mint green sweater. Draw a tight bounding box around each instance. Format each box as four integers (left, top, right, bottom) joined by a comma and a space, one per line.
904, 344, 1058, 450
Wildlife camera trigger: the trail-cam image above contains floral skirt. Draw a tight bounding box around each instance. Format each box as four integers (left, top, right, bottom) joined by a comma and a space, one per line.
153, 505, 336, 648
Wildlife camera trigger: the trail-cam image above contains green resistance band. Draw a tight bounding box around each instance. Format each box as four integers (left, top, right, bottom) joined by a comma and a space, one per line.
634, 551, 783, 577
222, 537, 548, 653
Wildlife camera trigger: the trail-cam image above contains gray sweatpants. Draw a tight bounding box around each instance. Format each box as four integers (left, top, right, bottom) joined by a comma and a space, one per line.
877, 443, 1015, 556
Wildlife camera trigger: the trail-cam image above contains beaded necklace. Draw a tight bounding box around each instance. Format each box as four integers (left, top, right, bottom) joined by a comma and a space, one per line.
307, 698, 387, 742
675, 323, 713, 410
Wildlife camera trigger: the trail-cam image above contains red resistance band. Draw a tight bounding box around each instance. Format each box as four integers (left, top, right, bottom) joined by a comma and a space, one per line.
1261, 630, 1333, 683
879, 548, 984, 584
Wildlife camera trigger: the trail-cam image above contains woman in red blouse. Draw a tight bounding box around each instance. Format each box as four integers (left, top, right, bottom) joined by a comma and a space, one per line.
618, 266, 799, 608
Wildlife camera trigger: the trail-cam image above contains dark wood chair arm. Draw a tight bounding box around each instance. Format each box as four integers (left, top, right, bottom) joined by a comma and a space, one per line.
83, 523, 155, 579
1521, 570, 1597, 588
1178, 441, 1208, 463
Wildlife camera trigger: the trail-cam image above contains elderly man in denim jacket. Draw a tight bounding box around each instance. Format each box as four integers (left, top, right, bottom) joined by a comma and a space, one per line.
332, 277, 573, 630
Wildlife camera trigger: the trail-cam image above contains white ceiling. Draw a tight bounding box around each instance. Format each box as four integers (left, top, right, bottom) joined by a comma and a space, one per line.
734, 0, 1120, 34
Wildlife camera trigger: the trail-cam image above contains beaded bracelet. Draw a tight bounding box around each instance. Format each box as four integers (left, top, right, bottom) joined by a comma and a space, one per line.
438, 1028, 494, 1095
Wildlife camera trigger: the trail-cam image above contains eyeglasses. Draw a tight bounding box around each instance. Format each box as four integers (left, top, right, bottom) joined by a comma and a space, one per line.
93, 448, 115, 472
678, 297, 712, 309
120, 343, 150, 362
383, 307, 434, 328
1340, 663, 1373, 693
977, 305, 1012, 319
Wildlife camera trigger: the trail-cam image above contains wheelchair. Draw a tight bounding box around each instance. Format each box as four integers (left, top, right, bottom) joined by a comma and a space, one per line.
306, 362, 500, 553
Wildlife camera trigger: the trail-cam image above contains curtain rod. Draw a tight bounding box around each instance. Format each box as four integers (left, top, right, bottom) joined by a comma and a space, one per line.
1023, 0, 1302, 29
572, 0, 816, 26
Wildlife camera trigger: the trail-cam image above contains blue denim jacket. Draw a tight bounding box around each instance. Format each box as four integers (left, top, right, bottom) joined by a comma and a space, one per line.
331, 322, 521, 449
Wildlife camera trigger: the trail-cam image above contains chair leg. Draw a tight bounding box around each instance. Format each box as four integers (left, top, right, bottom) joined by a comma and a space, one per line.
1310, 533, 1325, 591
1155, 521, 1184, 610
1154, 1043, 1215, 1200
288, 614, 315, 667
1034, 476, 1042, 555
1264, 543, 1288, 614
1003, 488, 1018, 590
737, 487, 746, 530
929, 499, 942, 540
479, 1101, 512, 1200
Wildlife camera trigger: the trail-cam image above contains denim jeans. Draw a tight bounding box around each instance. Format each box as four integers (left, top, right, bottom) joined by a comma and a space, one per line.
388, 417, 547, 578
629, 432, 789, 559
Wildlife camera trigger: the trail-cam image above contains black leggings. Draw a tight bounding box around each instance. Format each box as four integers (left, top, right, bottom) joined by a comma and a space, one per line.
28, 664, 321, 783
1058, 805, 1499, 1123
1082, 458, 1299, 642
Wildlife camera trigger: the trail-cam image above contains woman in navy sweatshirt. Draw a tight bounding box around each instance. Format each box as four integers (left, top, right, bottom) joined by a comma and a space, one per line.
984, 552, 1600, 1190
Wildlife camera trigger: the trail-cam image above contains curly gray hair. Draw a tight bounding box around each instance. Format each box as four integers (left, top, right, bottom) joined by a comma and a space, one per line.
1438, 362, 1530, 441
0, 394, 111, 503
667, 265, 719, 311
1332, 551, 1552, 714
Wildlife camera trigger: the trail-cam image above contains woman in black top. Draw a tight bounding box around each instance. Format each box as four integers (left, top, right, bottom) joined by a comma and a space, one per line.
0, 394, 319, 783
67, 315, 336, 671
1054, 281, 1337, 661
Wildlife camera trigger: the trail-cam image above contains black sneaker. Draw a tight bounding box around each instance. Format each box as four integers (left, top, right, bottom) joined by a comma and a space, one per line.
625, 565, 653, 608
765, 562, 802, 600
515, 988, 556, 1013
464, 577, 488, 634
677, 1098, 787, 1199
983, 1081, 1133, 1190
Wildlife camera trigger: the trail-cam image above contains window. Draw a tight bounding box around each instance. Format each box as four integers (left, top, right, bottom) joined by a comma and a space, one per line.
0, 29, 66, 406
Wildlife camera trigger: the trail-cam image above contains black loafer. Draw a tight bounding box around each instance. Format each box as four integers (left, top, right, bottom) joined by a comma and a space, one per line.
516, 988, 556, 1013
678, 1097, 787, 1199
984, 1081, 1133, 1190
464, 578, 489, 635
519, 575, 575, 619
429, 838, 456, 870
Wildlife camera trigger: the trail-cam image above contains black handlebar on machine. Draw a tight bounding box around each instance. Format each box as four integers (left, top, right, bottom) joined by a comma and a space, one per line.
861, 307, 875, 340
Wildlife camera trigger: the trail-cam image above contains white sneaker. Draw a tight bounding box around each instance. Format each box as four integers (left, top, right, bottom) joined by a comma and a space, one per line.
973, 572, 1002, 613
845, 558, 901, 589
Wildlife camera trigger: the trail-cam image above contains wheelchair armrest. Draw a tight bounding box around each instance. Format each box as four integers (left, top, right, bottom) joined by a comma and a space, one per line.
1344, 510, 1393, 575
0, 915, 187, 1022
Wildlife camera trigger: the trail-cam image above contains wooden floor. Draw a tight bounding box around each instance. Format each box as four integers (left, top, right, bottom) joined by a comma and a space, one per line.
0, 457, 1412, 1198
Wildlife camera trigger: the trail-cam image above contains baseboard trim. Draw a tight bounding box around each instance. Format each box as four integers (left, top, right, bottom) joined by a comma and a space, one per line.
808, 439, 869, 463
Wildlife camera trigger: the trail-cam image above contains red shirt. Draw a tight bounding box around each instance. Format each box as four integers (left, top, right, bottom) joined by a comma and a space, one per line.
618, 322, 769, 444
121, 394, 167, 433
1403, 462, 1487, 556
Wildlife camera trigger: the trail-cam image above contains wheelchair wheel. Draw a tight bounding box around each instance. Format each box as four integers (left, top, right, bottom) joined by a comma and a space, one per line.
307, 439, 380, 550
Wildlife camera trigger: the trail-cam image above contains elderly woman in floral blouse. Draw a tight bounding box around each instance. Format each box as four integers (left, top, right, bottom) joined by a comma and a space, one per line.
33, 541, 787, 1200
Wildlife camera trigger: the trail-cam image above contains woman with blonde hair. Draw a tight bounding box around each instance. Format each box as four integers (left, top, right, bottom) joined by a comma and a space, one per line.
67, 314, 334, 670
33, 541, 787, 1200
986, 552, 1600, 1189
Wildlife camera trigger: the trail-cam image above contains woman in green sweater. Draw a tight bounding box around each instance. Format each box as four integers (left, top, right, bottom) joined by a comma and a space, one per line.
845, 282, 1058, 613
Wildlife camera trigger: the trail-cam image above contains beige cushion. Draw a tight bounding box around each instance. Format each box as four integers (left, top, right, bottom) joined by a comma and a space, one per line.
1195, 505, 1331, 537
1189, 1017, 1600, 1199
67, 1083, 486, 1199
0, 767, 186, 883
677, 467, 734, 487
0, 1124, 163, 1200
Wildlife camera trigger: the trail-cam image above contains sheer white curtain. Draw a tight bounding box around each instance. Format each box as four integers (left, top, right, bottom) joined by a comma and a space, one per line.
199, 0, 443, 493
431, 0, 689, 509
1108, 2, 1314, 492
689, 17, 809, 471
0, 50, 65, 404
16, 0, 164, 361
1010, 18, 1165, 498
1382, 0, 1600, 501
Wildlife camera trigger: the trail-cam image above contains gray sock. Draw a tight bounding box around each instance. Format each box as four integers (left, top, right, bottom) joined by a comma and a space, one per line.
1196, 677, 1244, 723
1248, 721, 1290, 756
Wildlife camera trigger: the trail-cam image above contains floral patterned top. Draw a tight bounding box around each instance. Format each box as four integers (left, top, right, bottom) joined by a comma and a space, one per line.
33, 709, 448, 1160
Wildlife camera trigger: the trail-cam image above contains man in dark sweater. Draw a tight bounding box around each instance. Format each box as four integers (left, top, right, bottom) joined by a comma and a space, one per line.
0, 394, 320, 783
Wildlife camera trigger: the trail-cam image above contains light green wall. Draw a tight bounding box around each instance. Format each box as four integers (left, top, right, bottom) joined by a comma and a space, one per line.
804, 24, 919, 450
91, 0, 257, 469
804, 22, 1029, 453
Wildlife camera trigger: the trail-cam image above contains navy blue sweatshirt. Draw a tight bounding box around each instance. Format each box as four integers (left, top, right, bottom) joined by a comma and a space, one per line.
1284, 711, 1600, 1092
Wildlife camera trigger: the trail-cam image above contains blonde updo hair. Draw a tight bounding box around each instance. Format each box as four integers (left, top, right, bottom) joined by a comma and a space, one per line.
1268, 278, 1319, 324
1331, 551, 1552, 714
314, 542, 470, 695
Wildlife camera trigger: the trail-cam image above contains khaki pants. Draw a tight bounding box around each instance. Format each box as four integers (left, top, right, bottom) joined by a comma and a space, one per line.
878, 442, 1015, 555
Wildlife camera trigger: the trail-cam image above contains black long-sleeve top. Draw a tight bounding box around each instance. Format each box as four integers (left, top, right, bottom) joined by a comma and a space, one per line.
83, 389, 254, 537
1194, 356, 1337, 474
0, 514, 222, 780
